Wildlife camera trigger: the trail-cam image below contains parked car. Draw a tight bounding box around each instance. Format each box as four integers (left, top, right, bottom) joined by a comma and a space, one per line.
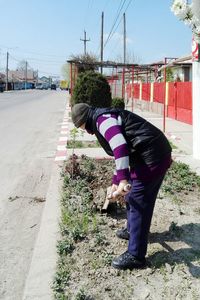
50, 84, 57, 90
35, 83, 49, 90
0, 83, 4, 92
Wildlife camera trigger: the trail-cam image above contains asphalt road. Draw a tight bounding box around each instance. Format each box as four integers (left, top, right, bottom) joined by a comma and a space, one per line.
0, 90, 67, 300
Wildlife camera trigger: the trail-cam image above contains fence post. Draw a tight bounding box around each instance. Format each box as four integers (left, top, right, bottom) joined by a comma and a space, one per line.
150, 83, 154, 103
139, 82, 142, 100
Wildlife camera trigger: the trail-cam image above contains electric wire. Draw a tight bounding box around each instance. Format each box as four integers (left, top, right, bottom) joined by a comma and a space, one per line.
103, 0, 127, 49
106, 0, 133, 61
95, 0, 126, 58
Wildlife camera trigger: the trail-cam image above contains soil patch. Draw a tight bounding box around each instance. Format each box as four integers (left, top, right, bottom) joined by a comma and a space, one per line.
53, 155, 200, 300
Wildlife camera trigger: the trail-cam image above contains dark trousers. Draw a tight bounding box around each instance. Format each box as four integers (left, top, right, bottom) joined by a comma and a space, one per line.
125, 174, 165, 259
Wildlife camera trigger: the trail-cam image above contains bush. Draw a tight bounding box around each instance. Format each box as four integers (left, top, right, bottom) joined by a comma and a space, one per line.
72, 71, 112, 107
111, 97, 125, 109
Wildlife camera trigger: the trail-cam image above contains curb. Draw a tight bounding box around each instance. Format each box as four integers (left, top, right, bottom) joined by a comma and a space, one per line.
22, 162, 62, 300
22, 98, 70, 299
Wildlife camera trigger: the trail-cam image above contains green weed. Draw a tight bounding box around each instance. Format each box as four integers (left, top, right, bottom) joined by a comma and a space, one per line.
57, 239, 74, 256
162, 161, 200, 196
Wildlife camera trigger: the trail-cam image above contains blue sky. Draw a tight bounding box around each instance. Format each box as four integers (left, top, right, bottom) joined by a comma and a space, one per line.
0, 0, 192, 78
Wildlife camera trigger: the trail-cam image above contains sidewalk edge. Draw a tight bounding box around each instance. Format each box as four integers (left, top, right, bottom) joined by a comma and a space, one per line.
22, 162, 62, 300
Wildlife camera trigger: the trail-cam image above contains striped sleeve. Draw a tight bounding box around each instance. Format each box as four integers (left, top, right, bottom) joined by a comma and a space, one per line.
96, 113, 130, 183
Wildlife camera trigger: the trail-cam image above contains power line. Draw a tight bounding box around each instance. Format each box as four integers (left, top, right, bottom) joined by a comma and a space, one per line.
109, 0, 132, 42
95, 0, 126, 57
106, 0, 133, 60
103, 0, 127, 49
0, 44, 66, 59
9, 54, 64, 64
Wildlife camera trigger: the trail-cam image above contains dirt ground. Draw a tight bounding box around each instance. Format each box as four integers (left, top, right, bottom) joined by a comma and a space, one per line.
54, 155, 200, 300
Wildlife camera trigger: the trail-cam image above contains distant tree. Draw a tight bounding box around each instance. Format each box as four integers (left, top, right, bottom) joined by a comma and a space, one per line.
69, 53, 98, 73
61, 63, 70, 81
166, 68, 174, 82
16, 60, 32, 71
115, 50, 142, 64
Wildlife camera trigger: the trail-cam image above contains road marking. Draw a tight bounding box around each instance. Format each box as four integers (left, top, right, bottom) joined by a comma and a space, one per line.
55, 105, 70, 162
55, 156, 67, 161
59, 136, 68, 142
57, 145, 66, 151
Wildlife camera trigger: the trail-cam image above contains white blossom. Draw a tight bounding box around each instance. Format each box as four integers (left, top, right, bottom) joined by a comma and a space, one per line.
171, 0, 200, 43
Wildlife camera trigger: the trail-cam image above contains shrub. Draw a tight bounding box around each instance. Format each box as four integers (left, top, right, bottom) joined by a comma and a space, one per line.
111, 97, 125, 109
72, 71, 112, 107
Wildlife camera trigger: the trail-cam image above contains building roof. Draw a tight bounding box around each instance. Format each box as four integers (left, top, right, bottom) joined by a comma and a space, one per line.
8, 70, 37, 82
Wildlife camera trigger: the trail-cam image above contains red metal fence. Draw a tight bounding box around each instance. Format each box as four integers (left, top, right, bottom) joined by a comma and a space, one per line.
167, 82, 192, 124
142, 83, 151, 101
109, 80, 192, 125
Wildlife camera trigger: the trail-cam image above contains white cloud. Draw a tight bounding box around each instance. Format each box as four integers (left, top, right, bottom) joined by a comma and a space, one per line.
104, 32, 133, 45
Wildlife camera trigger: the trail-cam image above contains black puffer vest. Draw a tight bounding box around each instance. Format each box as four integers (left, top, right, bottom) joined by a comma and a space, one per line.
86, 107, 172, 168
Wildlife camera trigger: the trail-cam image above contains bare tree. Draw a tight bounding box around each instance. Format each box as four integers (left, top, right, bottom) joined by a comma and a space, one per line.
16, 60, 32, 71
115, 50, 142, 64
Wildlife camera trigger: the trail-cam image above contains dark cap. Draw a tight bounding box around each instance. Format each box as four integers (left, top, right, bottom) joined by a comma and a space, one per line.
71, 103, 90, 128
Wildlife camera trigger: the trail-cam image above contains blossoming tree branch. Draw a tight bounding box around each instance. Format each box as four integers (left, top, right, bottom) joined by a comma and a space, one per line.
171, 0, 200, 43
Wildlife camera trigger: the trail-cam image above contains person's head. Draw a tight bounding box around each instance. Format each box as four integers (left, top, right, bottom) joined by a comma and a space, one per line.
71, 103, 90, 129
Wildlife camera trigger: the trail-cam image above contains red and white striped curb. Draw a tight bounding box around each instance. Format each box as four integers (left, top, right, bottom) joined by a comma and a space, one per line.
55, 105, 70, 162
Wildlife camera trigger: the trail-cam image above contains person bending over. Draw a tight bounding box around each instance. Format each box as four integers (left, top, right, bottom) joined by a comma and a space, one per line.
71, 103, 172, 270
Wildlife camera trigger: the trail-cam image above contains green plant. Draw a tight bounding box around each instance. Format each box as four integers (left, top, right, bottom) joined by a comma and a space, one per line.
111, 97, 125, 109
52, 267, 70, 295
67, 140, 84, 148
75, 288, 88, 300
57, 239, 74, 256
72, 71, 112, 107
103, 253, 113, 266
161, 161, 200, 195
94, 232, 106, 246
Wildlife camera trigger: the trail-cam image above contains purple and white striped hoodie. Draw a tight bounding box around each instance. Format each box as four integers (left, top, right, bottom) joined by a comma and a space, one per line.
96, 113, 130, 185
96, 112, 172, 184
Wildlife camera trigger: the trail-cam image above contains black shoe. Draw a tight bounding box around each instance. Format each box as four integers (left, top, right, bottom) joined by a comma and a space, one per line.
116, 228, 130, 240
112, 251, 146, 270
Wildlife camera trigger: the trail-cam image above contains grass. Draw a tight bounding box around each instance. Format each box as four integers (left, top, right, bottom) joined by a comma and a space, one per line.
67, 140, 100, 149
161, 161, 200, 196
52, 156, 100, 299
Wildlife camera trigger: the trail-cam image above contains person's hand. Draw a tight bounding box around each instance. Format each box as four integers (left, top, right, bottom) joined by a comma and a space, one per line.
107, 184, 118, 199
112, 180, 131, 199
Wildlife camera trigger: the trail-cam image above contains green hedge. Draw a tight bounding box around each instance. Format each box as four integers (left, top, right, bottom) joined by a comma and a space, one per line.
72, 71, 112, 107
111, 97, 125, 109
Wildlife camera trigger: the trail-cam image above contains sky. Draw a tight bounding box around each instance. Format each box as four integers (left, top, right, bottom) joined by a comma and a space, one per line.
0, 0, 192, 79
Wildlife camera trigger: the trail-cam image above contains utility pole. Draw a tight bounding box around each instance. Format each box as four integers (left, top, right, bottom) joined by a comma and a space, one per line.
100, 12, 104, 74
80, 30, 90, 55
192, 0, 200, 159
25, 61, 28, 90
123, 12, 126, 65
122, 13, 126, 99
6, 52, 9, 91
